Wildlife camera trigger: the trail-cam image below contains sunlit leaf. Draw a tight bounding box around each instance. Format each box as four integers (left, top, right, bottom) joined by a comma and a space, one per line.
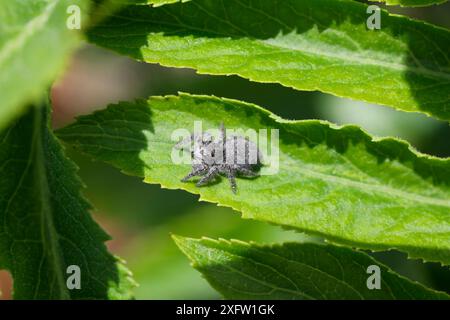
88, 0, 450, 120
57, 93, 450, 265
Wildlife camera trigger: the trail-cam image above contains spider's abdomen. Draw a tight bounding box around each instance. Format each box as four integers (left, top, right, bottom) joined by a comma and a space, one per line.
223, 136, 262, 167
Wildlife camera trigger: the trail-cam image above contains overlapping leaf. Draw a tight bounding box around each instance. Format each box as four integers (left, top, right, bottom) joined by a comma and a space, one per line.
0, 104, 135, 299
0, 0, 89, 130
56, 93, 450, 265
88, 0, 450, 120
174, 236, 449, 299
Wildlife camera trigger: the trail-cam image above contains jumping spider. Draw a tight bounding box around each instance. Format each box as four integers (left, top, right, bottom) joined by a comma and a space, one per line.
175, 123, 262, 193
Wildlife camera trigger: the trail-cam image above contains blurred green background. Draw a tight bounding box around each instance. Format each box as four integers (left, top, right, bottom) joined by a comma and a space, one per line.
4, 0, 449, 300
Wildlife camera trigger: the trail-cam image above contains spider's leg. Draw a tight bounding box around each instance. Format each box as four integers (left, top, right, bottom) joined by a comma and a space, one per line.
181, 171, 197, 182
181, 167, 206, 182
226, 169, 238, 194
239, 168, 259, 177
196, 167, 219, 187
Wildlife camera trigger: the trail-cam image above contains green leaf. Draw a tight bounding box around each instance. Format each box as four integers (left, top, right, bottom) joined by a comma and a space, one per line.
173, 236, 449, 299
87, 0, 450, 120
370, 0, 448, 7
56, 93, 450, 265
0, 0, 88, 130
0, 103, 135, 299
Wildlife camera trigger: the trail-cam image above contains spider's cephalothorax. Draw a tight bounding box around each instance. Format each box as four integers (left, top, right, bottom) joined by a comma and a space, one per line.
175, 123, 262, 193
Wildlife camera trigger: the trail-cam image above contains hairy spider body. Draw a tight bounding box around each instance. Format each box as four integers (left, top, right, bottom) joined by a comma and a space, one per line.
175, 123, 262, 193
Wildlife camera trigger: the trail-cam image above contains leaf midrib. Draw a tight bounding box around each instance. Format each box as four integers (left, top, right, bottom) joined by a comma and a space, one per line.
190, 240, 366, 299
101, 4, 450, 81
250, 245, 365, 299
57, 130, 450, 208
287, 159, 449, 208
32, 107, 69, 299
191, 244, 314, 299
261, 37, 450, 81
